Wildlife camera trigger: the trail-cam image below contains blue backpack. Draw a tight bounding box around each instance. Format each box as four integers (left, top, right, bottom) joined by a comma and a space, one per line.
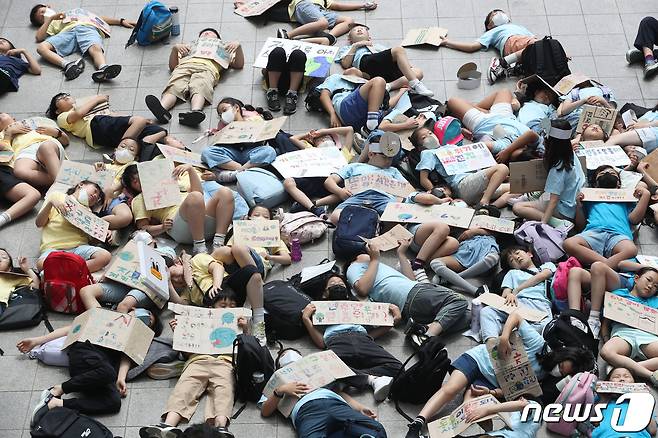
332, 204, 380, 259
126, 1, 172, 47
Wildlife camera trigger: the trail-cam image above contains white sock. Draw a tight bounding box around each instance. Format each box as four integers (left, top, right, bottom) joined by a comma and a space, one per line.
408, 79, 419, 88
287, 90, 298, 96
213, 233, 226, 247
0, 212, 11, 227
503, 53, 519, 65
385, 83, 391, 92
99, 63, 108, 70
366, 112, 379, 130
267, 87, 277, 93
252, 307, 265, 324
588, 310, 600, 320
193, 239, 206, 253
61, 59, 70, 69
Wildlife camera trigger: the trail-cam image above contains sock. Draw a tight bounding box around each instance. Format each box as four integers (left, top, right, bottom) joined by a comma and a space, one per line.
99, 63, 108, 70
430, 259, 478, 295
411, 258, 425, 271
366, 112, 379, 130
646, 54, 656, 64
287, 90, 297, 96
460, 252, 500, 278
408, 79, 419, 88
213, 233, 226, 247
410, 416, 426, 428
589, 310, 600, 319
252, 307, 265, 324
503, 52, 519, 65
61, 59, 71, 69
385, 83, 391, 92
267, 87, 277, 94
0, 212, 11, 227
192, 239, 206, 253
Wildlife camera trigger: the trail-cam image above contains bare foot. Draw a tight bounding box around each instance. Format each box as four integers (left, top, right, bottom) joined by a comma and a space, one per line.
16, 337, 39, 353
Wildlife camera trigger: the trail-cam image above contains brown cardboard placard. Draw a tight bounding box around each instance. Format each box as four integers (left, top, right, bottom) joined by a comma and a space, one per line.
157, 144, 207, 169
469, 215, 515, 234
188, 38, 232, 69
233, 219, 281, 247
272, 147, 348, 178
595, 381, 649, 395
478, 293, 547, 323
401, 27, 448, 47
210, 117, 287, 145
311, 301, 394, 326
487, 331, 543, 400
234, 0, 281, 17
554, 73, 591, 95
641, 149, 658, 183
60, 195, 109, 242
345, 174, 415, 198
381, 202, 474, 228
360, 224, 413, 251
575, 104, 618, 135
428, 395, 513, 438
137, 159, 180, 211
580, 188, 636, 202
509, 159, 547, 193
604, 292, 658, 336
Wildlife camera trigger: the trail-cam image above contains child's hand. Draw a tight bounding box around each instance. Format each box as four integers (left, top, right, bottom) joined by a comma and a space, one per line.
465, 405, 491, 423
635, 186, 650, 199
116, 379, 128, 397
120, 19, 136, 29
172, 164, 194, 178
278, 382, 310, 398
330, 114, 342, 128
504, 293, 518, 306
470, 384, 490, 397
396, 238, 412, 254
339, 187, 353, 200
237, 316, 248, 330
201, 170, 216, 181
5, 48, 25, 57
366, 242, 380, 260
638, 161, 649, 173
16, 337, 39, 353
98, 94, 110, 103
18, 256, 30, 273
35, 126, 60, 137
586, 96, 607, 107
458, 229, 473, 242
497, 337, 512, 358
174, 44, 190, 57
169, 318, 178, 331
576, 192, 585, 204
5, 122, 30, 136
388, 304, 402, 324
225, 41, 241, 53
401, 118, 420, 130
163, 218, 174, 231
302, 303, 317, 320
94, 162, 107, 172
362, 1, 377, 10
50, 12, 66, 21
360, 406, 377, 419
354, 40, 373, 48
495, 148, 511, 164
50, 197, 69, 215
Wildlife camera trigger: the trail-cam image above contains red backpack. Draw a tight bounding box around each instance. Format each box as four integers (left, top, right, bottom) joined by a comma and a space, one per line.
42, 252, 94, 314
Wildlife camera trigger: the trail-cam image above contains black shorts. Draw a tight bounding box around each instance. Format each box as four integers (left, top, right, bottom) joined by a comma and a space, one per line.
294, 177, 331, 199
359, 49, 404, 83
90, 115, 131, 148
138, 124, 168, 161
0, 166, 22, 197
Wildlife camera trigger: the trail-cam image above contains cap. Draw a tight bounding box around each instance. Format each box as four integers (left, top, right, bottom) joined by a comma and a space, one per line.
132, 230, 154, 246
278, 350, 303, 368
155, 246, 177, 267
433, 116, 464, 145
368, 131, 401, 157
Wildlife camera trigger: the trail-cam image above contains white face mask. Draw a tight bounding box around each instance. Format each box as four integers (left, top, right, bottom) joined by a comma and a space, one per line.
317, 139, 336, 149
221, 108, 235, 124
451, 200, 468, 208
422, 135, 439, 149
77, 189, 89, 207
492, 12, 510, 27
278, 350, 303, 368
43, 8, 56, 18
550, 365, 562, 377
114, 148, 135, 164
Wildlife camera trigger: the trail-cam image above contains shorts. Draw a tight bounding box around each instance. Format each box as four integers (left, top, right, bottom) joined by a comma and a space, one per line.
38, 244, 102, 263
222, 264, 262, 306
462, 103, 514, 133
579, 229, 630, 258
0, 166, 22, 196
451, 353, 496, 390
225, 248, 266, 278
611, 325, 658, 360
454, 236, 499, 268
164, 62, 219, 104
294, 177, 331, 199
635, 127, 658, 154
167, 210, 217, 245
99, 280, 152, 308
409, 224, 422, 252
294, 1, 338, 27
359, 49, 404, 82
201, 145, 277, 168
46, 25, 104, 57
338, 87, 375, 130
15, 140, 65, 163
90, 115, 131, 149
336, 190, 393, 215
503, 35, 537, 56
454, 169, 489, 205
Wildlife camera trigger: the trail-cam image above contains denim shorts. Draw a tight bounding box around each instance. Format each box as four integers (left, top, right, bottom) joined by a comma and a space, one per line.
46, 25, 104, 57
451, 353, 496, 390
635, 126, 658, 153
580, 229, 630, 258
39, 244, 103, 263
294, 1, 338, 27
201, 145, 277, 168
336, 190, 393, 215
338, 87, 375, 131
99, 280, 152, 308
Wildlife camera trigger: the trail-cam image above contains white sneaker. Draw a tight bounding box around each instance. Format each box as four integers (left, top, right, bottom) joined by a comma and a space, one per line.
413, 268, 429, 283
410, 81, 434, 97
507, 191, 542, 206
487, 57, 506, 85
587, 317, 601, 340
371, 375, 393, 402
252, 321, 267, 346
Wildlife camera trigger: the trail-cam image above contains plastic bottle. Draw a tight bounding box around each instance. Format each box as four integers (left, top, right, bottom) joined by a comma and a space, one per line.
169, 7, 180, 36
252, 371, 264, 385
291, 238, 302, 262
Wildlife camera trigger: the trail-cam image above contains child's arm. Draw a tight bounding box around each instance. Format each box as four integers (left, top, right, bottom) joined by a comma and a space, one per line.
324, 174, 351, 199
290, 133, 313, 150
261, 382, 311, 417
628, 186, 651, 225
412, 192, 451, 205
18, 256, 40, 289
101, 17, 136, 28
35, 197, 63, 228
16, 325, 71, 353
136, 218, 172, 237
541, 193, 560, 223
379, 116, 420, 133
439, 38, 483, 53
35, 12, 64, 42
511, 269, 553, 295
301, 304, 327, 349
266, 252, 292, 266
8, 48, 41, 74
495, 130, 538, 163
497, 312, 523, 356
557, 95, 610, 117
66, 95, 109, 124
115, 355, 132, 397
353, 244, 381, 298
337, 392, 377, 419
387, 88, 409, 110
368, 304, 401, 337
637, 162, 658, 192
173, 164, 203, 194
167, 281, 186, 304
208, 260, 225, 297
465, 398, 530, 423
329, 1, 373, 11
419, 170, 434, 192
320, 90, 342, 128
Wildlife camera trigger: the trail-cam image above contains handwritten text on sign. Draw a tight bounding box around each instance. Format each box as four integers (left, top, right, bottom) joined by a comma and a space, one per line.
254, 38, 339, 78
595, 381, 649, 395
210, 117, 287, 145
55, 161, 113, 190
233, 219, 281, 247
360, 224, 413, 251
61, 196, 109, 241
580, 188, 636, 202
63, 8, 111, 36
311, 301, 394, 326
487, 331, 542, 400
381, 202, 475, 228
576, 104, 618, 135
604, 292, 658, 336
469, 215, 515, 234
157, 144, 206, 169
171, 307, 251, 355
137, 159, 180, 211
234, 0, 281, 17
435, 142, 496, 176
428, 395, 512, 438
272, 147, 347, 178
345, 174, 415, 198
189, 38, 231, 69
575, 145, 630, 169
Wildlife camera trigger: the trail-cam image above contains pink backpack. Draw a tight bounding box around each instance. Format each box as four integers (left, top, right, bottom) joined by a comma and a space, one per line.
547, 372, 597, 437
279, 211, 329, 246
551, 256, 582, 303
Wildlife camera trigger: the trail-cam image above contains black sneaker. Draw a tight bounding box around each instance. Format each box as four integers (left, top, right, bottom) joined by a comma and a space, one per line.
215, 426, 235, 438
266, 89, 281, 112
405, 420, 423, 438
179, 110, 206, 127
63, 58, 84, 80
92, 64, 122, 82
277, 28, 289, 39
145, 94, 172, 124
404, 318, 428, 337
289, 201, 307, 213
283, 93, 298, 115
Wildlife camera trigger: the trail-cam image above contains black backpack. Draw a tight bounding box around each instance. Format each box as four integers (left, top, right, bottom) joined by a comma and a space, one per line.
288, 258, 341, 299
326, 415, 387, 438
332, 204, 380, 259
305, 88, 324, 112
0, 286, 52, 331
31, 406, 115, 438
520, 36, 571, 86
543, 309, 598, 355
389, 337, 451, 420
232, 334, 275, 402
263, 280, 311, 341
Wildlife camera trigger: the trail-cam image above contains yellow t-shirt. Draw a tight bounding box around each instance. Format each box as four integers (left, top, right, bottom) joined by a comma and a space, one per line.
130, 193, 182, 224
11, 131, 54, 155
57, 111, 93, 147
106, 162, 136, 184
289, 0, 334, 21
39, 192, 90, 253
47, 19, 100, 37
0, 273, 32, 304
180, 253, 222, 306
178, 57, 222, 82
227, 236, 290, 273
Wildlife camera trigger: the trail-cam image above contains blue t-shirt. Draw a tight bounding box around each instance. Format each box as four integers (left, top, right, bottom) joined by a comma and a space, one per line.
0, 55, 29, 91
517, 100, 555, 133
346, 261, 416, 310
258, 388, 345, 427
334, 162, 407, 198
316, 74, 357, 115
560, 86, 616, 129
335, 43, 389, 70
473, 114, 535, 153
583, 201, 635, 239
639, 110, 658, 124
465, 320, 546, 387
477, 23, 534, 54
323, 323, 367, 343
592, 399, 652, 438
501, 263, 555, 310
415, 148, 470, 188
544, 154, 586, 219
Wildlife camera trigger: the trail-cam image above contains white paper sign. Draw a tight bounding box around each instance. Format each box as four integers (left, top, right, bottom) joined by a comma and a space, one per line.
137, 159, 180, 211
255, 38, 339, 78
580, 188, 636, 202
272, 147, 347, 178
311, 301, 394, 326
381, 202, 475, 228
300, 261, 336, 283
137, 242, 169, 301
233, 219, 281, 247
575, 145, 630, 169
435, 143, 496, 175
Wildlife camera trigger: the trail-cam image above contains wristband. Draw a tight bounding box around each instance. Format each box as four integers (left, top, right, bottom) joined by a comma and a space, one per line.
273, 389, 284, 398
120, 18, 125, 25
55, 129, 62, 139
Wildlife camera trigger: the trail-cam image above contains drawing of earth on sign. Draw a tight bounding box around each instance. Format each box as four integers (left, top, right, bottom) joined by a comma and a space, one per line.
221, 312, 235, 325
306, 56, 331, 78
118, 250, 133, 261
210, 327, 237, 349
398, 213, 413, 221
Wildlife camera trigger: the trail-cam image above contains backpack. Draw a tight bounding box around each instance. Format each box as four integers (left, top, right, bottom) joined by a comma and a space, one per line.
263, 280, 311, 341
389, 337, 451, 420
332, 204, 380, 259
31, 406, 115, 438
547, 372, 597, 437
519, 36, 571, 86
0, 286, 51, 331
305, 88, 324, 112
543, 309, 598, 355
42, 252, 94, 314
514, 221, 568, 264
550, 256, 583, 312
288, 258, 341, 299
279, 211, 329, 246
125, 1, 173, 48
232, 334, 275, 402
236, 168, 288, 208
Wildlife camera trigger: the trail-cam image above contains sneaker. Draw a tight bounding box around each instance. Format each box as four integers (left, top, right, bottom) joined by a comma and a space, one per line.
410, 333, 429, 349
404, 318, 428, 337
587, 317, 601, 340
405, 420, 424, 438
289, 201, 307, 213
139, 423, 183, 438
31, 390, 53, 427
145, 94, 172, 124
192, 244, 208, 255
179, 110, 206, 127
276, 28, 289, 39
626, 48, 644, 64
413, 268, 429, 283
644, 59, 658, 78
92, 64, 122, 83
146, 359, 185, 380
252, 320, 267, 346
283, 93, 298, 115
371, 375, 393, 402
353, 132, 365, 153
410, 81, 434, 97
487, 57, 506, 85
215, 426, 235, 438
215, 170, 238, 183
475, 284, 489, 296
310, 205, 328, 217
266, 89, 281, 112
63, 58, 85, 80
507, 191, 542, 206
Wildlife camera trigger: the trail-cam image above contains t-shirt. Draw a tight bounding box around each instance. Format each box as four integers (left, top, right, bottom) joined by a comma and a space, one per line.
0, 55, 29, 91
346, 261, 416, 310
178, 57, 222, 81
130, 193, 182, 224
180, 253, 219, 306
501, 263, 555, 311
334, 162, 407, 198
258, 388, 345, 427
415, 148, 470, 188
486, 401, 541, 438
46, 16, 102, 37
39, 192, 90, 253
316, 74, 357, 116
544, 154, 585, 219
560, 86, 616, 128
11, 130, 55, 156
582, 201, 635, 239
323, 323, 367, 343
517, 100, 555, 133
465, 320, 546, 387
57, 110, 93, 147
335, 43, 389, 70
289, 0, 334, 21
592, 399, 652, 438
473, 114, 532, 146
478, 23, 534, 54
0, 273, 32, 304
639, 110, 658, 124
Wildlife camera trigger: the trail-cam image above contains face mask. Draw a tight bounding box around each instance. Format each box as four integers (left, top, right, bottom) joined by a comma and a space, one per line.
550, 365, 562, 378
492, 12, 510, 27
452, 200, 468, 208
422, 135, 439, 149
278, 350, 302, 368
221, 108, 235, 124
114, 148, 135, 164
77, 189, 89, 207
596, 173, 619, 189
317, 139, 336, 149
134, 308, 151, 326
43, 8, 56, 18
326, 285, 349, 301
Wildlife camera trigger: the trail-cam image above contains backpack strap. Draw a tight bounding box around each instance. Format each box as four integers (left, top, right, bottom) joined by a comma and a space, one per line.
125, 8, 146, 48
389, 348, 423, 422
535, 37, 546, 78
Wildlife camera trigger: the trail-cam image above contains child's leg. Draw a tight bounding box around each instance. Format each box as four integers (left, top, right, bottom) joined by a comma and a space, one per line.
359, 77, 387, 112
600, 338, 652, 380
178, 192, 206, 242
288, 19, 330, 39
389, 46, 422, 82
447, 97, 477, 121
103, 203, 133, 230
415, 370, 469, 422
86, 249, 111, 273
607, 239, 638, 270
36, 42, 67, 68
329, 16, 354, 37
563, 236, 609, 267
211, 246, 236, 265
589, 261, 621, 312
315, 194, 341, 207
122, 116, 149, 140
161, 361, 208, 426
205, 360, 235, 428
287, 49, 306, 92
189, 94, 206, 112
474, 89, 514, 111
87, 44, 107, 69
480, 307, 506, 342
512, 200, 546, 221
566, 267, 591, 310
284, 178, 315, 210
605, 131, 642, 146
387, 68, 424, 90
480, 164, 509, 205
266, 47, 287, 90
79, 284, 104, 310
13, 141, 62, 187
413, 223, 457, 264
159, 93, 179, 111
430, 258, 478, 295
460, 252, 499, 278
205, 186, 234, 246
634, 16, 658, 52
3, 183, 40, 224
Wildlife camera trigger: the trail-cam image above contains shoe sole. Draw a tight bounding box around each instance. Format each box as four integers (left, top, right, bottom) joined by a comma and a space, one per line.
179, 111, 206, 127
145, 95, 172, 124
627, 50, 644, 65
146, 362, 184, 380
139, 426, 182, 438
373, 380, 392, 402
283, 107, 297, 115
92, 64, 122, 82
645, 64, 658, 79
64, 64, 83, 80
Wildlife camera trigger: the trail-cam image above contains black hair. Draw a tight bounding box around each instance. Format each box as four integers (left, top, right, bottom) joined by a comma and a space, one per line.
409, 125, 431, 149
66, 180, 105, 208
29, 4, 47, 27
198, 28, 221, 39
121, 163, 141, 196
635, 266, 658, 280
484, 9, 504, 30
46, 92, 68, 120
321, 273, 353, 300
248, 204, 272, 218
0, 37, 16, 51
151, 311, 164, 337
499, 245, 531, 272
589, 164, 618, 187
181, 423, 228, 438
203, 287, 239, 307
218, 97, 273, 121
606, 367, 634, 381
537, 346, 596, 375
543, 118, 573, 172
0, 247, 15, 271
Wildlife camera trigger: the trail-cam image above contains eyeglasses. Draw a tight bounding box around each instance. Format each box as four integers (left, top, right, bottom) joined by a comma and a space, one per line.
55, 93, 70, 102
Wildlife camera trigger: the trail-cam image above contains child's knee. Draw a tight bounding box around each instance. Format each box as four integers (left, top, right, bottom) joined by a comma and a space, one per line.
36, 42, 52, 54
130, 115, 148, 125
342, 16, 354, 26
370, 76, 386, 88
95, 249, 112, 263
494, 163, 509, 175
391, 46, 406, 57
414, 68, 424, 80
283, 178, 296, 189
317, 18, 330, 29
185, 191, 205, 207
80, 284, 100, 299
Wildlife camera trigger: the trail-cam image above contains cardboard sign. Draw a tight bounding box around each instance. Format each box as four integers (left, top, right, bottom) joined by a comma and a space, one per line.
435, 143, 496, 175
157, 144, 207, 169
233, 219, 281, 247
575, 145, 630, 169
578, 140, 605, 149
234, 0, 281, 17
210, 117, 287, 145
469, 215, 515, 234
401, 27, 448, 48
637, 255, 658, 269
254, 38, 340, 78
76, 95, 112, 122
604, 292, 658, 336
59, 195, 109, 241
519, 75, 560, 100
345, 174, 415, 198
576, 104, 618, 135
22, 116, 59, 131
311, 301, 394, 326
104, 240, 167, 309
340, 74, 368, 84
487, 331, 542, 400
360, 224, 413, 251
137, 242, 169, 301
272, 147, 348, 178
554, 73, 591, 95
54, 161, 113, 191
300, 261, 336, 283
63, 8, 111, 37
580, 188, 636, 202
63, 308, 154, 364
169, 304, 251, 355
595, 381, 649, 395
509, 159, 548, 193
622, 109, 638, 128
478, 293, 547, 323
188, 38, 231, 69
137, 159, 180, 211
640, 149, 658, 183
428, 395, 512, 438
262, 350, 355, 417
381, 202, 475, 228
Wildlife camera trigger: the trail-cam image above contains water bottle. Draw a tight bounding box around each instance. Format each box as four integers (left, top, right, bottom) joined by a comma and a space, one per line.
252, 371, 264, 385
169, 7, 180, 36
470, 298, 482, 335
290, 238, 302, 262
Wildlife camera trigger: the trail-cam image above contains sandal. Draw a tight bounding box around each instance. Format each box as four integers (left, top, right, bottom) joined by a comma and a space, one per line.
317, 32, 337, 46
